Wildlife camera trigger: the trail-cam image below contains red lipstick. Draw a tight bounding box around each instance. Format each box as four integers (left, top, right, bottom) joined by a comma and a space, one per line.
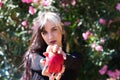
50, 40, 56, 45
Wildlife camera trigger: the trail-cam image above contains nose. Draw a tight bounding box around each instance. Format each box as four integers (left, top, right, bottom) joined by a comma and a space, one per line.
48, 32, 54, 40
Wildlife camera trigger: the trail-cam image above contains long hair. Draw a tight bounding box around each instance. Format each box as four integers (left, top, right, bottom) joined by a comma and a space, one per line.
20, 11, 66, 80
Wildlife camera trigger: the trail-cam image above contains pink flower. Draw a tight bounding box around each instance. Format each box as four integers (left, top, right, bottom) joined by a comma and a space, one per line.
61, 2, 66, 7
71, 0, 76, 6
82, 33, 88, 40
116, 30, 120, 36
91, 43, 96, 49
0, 0, 2, 8
22, 0, 26, 3
99, 18, 106, 25
33, 0, 39, 3
31, 25, 35, 30
95, 45, 103, 52
108, 20, 113, 25
82, 30, 92, 40
107, 70, 116, 79
86, 30, 92, 36
100, 38, 105, 44
115, 69, 120, 77
25, 0, 32, 3
99, 65, 108, 75
29, 6, 35, 15
64, 22, 71, 26
116, 3, 120, 11
22, 20, 27, 27
40, 0, 49, 6
108, 20, 113, 27
21, 0, 32, 3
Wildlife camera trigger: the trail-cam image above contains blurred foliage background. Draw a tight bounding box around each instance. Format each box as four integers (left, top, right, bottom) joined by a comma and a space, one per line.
0, 0, 120, 80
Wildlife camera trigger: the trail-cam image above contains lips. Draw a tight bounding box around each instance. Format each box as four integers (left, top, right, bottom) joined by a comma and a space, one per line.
50, 40, 56, 45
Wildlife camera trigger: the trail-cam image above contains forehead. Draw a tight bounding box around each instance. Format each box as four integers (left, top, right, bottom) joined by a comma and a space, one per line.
41, 20, 58, 31
44, 20, 57, 27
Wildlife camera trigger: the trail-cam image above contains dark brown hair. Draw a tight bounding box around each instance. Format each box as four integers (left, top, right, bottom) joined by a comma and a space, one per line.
20, 12, 66, 80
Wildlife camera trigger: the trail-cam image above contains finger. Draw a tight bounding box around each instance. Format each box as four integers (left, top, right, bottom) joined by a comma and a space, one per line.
41, 65, 47, 76
55, 73, 62, 80
61, 51, 66, 60
57, 47, 62, 54
56, 65, 65, 80
61, 65, 65, 73
42, 65, 50, 76
49, 73, 56, 80
46, 45, 52, 52
52, 44, 59, 53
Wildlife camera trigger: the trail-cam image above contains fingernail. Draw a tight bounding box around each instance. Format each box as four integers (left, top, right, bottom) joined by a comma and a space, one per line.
58, 50, 61, 54
59, 73, 63, 76
53, 48, 56, 53
58, 47, 62, 54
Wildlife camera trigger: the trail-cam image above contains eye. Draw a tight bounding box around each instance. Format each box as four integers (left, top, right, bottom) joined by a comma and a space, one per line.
52, 27, 57, 31
41, 30, 47, 35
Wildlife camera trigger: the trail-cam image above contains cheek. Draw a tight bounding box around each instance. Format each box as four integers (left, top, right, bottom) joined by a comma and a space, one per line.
56, 33, 62, 42
41, 35, 48, 43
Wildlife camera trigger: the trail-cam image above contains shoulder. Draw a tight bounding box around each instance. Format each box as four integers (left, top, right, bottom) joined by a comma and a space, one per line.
65, 52, 82, 60
64, 52, 81, 70
31, 53, 44, 71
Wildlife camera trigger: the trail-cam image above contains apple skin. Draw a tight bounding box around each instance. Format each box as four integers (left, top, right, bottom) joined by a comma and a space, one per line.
43, 52, 64, 73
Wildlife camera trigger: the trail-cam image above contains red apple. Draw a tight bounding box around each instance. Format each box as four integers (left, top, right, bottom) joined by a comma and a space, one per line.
43, 52, 64, 73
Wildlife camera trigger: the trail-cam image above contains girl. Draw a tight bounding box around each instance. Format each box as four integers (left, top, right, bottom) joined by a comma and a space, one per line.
20, 11, 80, 80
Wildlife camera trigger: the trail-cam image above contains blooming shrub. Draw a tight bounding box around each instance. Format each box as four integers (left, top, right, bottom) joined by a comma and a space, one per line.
0, 0, 120, 80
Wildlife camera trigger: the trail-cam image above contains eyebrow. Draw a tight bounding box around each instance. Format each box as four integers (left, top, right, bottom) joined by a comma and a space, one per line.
41, 26, 57, 32
52, 26, 57, 29
40, 27, 45, 32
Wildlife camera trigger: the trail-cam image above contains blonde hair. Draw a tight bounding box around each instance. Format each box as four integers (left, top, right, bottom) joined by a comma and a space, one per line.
33, 11, 64, 33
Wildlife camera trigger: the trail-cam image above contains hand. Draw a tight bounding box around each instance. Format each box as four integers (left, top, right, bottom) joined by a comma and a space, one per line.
55, 65, 65, 80
40, 45, 66, 80
49, 65, 65, 80
41, 65, 65, 80
46, 45, 66, 60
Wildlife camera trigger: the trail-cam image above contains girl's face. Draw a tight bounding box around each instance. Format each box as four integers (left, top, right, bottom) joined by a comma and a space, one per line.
41, 20, 62, 47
